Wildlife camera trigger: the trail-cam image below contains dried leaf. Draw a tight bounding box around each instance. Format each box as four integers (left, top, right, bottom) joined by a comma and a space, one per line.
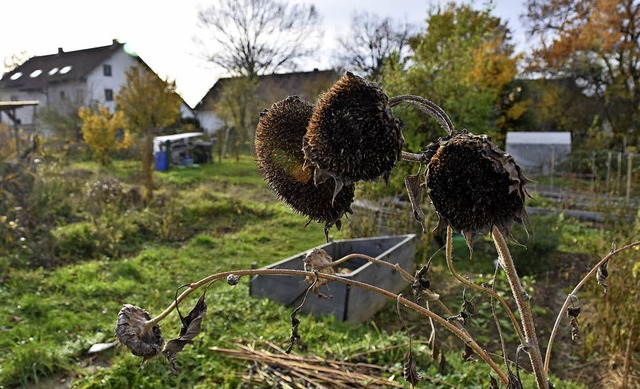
411, 265, 431, 301
489, 375, 499, 389
303, 248, 335, 289
115, 304, 164, 362
597, 260, 609, 293
404, 173, 427, 232
570, 317, 580, 341
163, 293, 207, 374
403, 350, 421, 387
461, 343, 476, 362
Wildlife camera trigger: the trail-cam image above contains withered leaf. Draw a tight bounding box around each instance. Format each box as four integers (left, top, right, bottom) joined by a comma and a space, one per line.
303, 248, 335, 288
412, 265, 431, 301
489, 375, 499, 389
508, 370, 524, 389
461, 343, 476, 362
403, 350, 421, 387
404, 173, 427, 232
115, 304, 164, 362
597, 260, 609, 293
163, 293, 207, 374
570, 317, 580, 341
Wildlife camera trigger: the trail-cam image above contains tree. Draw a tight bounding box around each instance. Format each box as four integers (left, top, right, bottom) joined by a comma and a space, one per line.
334, 12, 414, 82
2, 51, 29, 73
79, 104, 131, 166
524, 0, 640, 148
116, 66, 181, 200
384, 3, 520, 146
196, 0, 322, 78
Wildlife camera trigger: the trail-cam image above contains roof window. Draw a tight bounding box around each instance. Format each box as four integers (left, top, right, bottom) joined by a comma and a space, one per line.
30, 69, 43, 78
60, 66, 72, 74
49, 67, 59, 75
9, 72, 22, 80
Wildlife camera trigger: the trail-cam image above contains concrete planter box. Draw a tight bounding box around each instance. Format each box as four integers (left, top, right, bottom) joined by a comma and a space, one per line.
249, 234, 418, 322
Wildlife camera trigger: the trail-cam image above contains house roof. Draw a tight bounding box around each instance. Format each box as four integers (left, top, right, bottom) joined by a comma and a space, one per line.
195, 69, 340, 111
0, 40, 132, 91
506, 131, 572, 145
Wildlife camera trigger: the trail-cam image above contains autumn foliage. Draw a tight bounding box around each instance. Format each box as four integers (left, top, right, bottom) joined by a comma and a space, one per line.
79, 105, 131, 166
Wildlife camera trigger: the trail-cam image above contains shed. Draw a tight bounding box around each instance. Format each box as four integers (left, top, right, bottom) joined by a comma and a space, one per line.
506, 132, 571, 174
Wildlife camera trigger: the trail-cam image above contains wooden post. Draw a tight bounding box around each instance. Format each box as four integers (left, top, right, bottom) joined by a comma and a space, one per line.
606, 151, 612, 192
617, 152, 622, 195
626, 153, 633, 204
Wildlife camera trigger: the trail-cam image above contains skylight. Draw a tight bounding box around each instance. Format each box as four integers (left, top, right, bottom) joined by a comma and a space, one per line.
30, 69, 43, 78
60, 66, 72, 74
10, 72, 22, 80
49, 67, 59, 75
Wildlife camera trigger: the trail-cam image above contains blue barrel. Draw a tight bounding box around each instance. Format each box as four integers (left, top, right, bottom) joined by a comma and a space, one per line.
154, 151, 168, 171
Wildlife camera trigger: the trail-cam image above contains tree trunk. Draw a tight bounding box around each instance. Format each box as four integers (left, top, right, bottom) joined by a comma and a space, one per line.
142, 130, 154, 201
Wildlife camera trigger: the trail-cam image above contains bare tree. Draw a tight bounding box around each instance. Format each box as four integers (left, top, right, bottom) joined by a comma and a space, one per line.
196, 0, 322, 77
334, 12, 414, 81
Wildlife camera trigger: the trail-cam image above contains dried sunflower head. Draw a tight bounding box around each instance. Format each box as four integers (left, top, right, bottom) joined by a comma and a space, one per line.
303, 72, 404, 196
115, 304, 164, 360
424, 131, 529, 245
255, 96, 354, 239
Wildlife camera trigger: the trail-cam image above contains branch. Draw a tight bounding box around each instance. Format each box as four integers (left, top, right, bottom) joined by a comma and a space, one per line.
144, 266, 509, 384
543, 241, 640, 376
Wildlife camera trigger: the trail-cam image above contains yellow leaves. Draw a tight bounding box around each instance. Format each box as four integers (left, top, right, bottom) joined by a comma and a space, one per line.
79, 105, 131, 165
115, 66, 182, 133
468, 39, 519, 98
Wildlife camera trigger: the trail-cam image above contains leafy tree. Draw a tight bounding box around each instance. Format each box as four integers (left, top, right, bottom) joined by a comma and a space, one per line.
384, 2, 520, 147
524, 0, 640, 148
196, 0, 322, 77
334, 12, 414, 82
116, 66, 181, 200
78, 104, 131, 166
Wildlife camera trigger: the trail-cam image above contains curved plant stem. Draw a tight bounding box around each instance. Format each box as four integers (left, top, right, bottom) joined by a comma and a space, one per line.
400, 151, 426, 163
543, 241, 640, 376
492, 226, 548, 389
389, 95, 455, 135
145, 267, 508, 384
445, 226, 526, 344
317, 253, 415, 282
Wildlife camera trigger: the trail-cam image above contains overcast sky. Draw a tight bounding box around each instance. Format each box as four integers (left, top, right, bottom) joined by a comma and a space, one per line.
0, 0, 528, 108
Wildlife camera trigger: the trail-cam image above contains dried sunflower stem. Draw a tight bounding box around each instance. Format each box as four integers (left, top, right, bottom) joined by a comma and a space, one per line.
144, 267, 508, 384
492, 226, 548, 389
317, 253, 414, 282
543, 241, 640, 376
445, 226, 525, 344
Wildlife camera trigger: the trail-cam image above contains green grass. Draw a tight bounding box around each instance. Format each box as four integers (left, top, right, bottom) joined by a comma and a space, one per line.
0, 157, 593, 388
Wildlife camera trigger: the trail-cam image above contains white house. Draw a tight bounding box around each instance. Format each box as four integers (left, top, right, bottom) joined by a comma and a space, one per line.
0, 39, 194, 136
506, 131, 572, 174
193, 69, 339, 135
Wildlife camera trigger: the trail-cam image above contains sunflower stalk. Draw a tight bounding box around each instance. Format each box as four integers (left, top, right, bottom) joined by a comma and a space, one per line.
492, 226, 548, 389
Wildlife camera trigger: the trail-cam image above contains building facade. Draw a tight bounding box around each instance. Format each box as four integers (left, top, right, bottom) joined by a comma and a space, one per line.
0, 40, 193, 137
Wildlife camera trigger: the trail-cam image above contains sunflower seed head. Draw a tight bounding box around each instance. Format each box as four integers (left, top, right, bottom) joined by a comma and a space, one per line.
425, 131, 529, 243
255, 96, 354, 236
303, 72, 404, 186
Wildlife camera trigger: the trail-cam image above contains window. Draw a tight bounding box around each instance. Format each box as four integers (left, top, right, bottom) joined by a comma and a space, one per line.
60, 65, 72, 74
49, 67, 59, 75
103, 64, 112, 77
10, 72, 22, 80
60, 91, 66, 99
105, 88, 114, 102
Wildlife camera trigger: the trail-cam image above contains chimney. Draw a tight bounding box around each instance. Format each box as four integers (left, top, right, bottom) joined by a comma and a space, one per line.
112, 38, 119, 46
58, 47, 64, 54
